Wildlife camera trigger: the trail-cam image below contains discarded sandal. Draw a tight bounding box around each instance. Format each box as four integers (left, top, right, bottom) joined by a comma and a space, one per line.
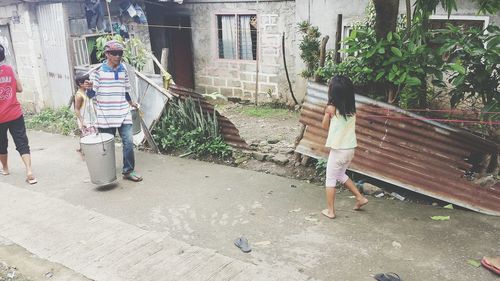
26, 174, 38, 185
374, 272, 402, 281
481, 256, 500, 275
234, 236, 252, 253
123, 171, 143, 182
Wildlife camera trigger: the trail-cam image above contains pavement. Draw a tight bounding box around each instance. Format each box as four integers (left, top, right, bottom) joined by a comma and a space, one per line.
0, 130, 499, 281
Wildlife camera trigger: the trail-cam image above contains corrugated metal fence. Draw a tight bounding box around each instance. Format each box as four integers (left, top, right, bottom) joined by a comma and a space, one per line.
296, 82, 500, 216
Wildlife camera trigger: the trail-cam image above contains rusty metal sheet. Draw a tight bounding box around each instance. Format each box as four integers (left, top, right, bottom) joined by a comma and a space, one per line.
296, 82, 500, 216
167, 84, 249, 149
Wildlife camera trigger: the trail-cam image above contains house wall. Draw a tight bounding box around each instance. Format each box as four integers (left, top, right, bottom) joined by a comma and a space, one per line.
294, 0, 500, 99
166, 0, 297, 104
0, 3, 49, 111
65, 0, 154, 73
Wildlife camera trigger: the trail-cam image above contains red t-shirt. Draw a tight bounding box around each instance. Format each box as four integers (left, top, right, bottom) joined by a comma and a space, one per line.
0, 64, 22, 123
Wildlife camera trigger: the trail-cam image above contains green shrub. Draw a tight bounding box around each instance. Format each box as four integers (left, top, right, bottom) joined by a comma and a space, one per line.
26, 107, 77, 135
153, 98, 232, 159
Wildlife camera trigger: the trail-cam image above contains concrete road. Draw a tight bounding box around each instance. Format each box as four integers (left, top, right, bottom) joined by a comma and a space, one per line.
0, 131, 498, 281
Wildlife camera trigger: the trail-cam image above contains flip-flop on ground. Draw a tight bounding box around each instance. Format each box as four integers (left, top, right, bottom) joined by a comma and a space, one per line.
234, 236, 251, 253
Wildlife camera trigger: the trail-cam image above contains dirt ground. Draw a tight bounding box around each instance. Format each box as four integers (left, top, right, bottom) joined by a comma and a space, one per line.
216, 102, 323, 182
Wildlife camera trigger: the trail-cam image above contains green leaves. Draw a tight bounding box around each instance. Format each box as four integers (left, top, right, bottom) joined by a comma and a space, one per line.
152, 98, 231, 159
448, 63, 466, 74
390, 47, 403, 57
405, 77, 422, 86
430, 216, 450, 221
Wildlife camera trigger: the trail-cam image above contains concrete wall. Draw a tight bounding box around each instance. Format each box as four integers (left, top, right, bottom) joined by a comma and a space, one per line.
294, 0, 500, 100
166, 1, 297, 104
0, 3, 49, 111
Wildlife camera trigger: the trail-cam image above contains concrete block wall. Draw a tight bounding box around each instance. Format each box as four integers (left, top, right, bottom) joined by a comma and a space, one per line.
0, 3, 48, 111
181, 1, 297, 103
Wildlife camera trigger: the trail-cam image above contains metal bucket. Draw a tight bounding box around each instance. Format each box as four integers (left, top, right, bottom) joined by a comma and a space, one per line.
131, 109, 142, 135
80, 133, 116, 185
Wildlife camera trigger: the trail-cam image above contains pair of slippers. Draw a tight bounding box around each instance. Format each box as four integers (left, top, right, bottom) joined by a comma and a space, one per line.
234, 236, 251, 253
1, 170, 37, 185
374, 273, 402, 281
482, 256, 500, 275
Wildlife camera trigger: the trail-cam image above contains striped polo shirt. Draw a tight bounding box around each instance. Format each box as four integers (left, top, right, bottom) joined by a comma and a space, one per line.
90, 62, 132, 128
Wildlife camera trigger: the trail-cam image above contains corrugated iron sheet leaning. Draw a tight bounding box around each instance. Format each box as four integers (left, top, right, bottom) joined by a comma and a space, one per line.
296, 82, 499, 216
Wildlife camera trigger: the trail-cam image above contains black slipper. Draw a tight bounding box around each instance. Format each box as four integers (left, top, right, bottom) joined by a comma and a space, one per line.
234, 236, 251, 253
374, 273, 402, 281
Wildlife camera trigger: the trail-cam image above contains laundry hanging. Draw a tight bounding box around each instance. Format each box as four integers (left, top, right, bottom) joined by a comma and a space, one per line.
84, 0, 105, 30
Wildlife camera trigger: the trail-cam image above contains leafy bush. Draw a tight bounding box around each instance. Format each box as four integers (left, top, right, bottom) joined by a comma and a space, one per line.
26, 107, 77, 135
298, 21, 321, 79
434, 24, 500, 121
316, 21, 443, 107
95, 34, 148, 71
153, 98, 232, 159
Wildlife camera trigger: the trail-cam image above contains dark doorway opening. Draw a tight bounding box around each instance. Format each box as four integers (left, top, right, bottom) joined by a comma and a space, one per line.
147, 5, 195, 89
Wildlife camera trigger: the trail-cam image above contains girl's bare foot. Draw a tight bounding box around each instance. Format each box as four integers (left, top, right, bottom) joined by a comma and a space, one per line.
353, 197, 368, 210
1, 168, 9, 175
321, 209, 336, 219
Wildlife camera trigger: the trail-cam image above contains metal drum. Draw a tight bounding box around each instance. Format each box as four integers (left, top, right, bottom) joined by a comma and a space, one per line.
131, 108, 142, 135
80, 133, 116, 185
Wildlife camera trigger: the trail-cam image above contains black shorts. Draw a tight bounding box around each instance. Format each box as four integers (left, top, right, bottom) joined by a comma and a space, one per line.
0, 115, 30, 155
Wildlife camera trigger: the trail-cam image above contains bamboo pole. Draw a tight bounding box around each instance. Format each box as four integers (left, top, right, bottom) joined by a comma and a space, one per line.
105, 0, 113, 34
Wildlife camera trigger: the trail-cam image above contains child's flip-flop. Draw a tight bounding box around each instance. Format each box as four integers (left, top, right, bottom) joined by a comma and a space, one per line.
26, 175, 38, 185
374, 272, 402, 281
234, 236, 251, 253
123, 171, 143, 182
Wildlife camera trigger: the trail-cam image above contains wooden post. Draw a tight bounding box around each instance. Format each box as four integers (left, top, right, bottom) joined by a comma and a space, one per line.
105, 0, 113, 34
160, 48, 169, 89
315, 35, 329, 82
333, 14, 343, 63
161, 48, 169, 71
254, 21, 260, 106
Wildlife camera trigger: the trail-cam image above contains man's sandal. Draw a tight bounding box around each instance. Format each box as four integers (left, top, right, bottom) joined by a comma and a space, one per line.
123, 171, 143, 182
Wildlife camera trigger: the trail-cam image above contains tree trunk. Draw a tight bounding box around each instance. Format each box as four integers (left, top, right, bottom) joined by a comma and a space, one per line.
373, 0, 400, 40
405, 0, 412, 36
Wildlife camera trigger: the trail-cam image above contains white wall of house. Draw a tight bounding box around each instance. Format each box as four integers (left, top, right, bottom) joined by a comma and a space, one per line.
168, 0, 297, 104
294, 0, 500, 100
0, 3, 49, 111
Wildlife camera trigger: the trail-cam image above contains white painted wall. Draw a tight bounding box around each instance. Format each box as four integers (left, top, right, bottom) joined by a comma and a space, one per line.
0, 3, 49, 111
294, 0, 500, 101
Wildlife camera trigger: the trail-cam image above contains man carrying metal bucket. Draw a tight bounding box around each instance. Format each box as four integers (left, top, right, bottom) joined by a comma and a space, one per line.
84, 40, 143, 182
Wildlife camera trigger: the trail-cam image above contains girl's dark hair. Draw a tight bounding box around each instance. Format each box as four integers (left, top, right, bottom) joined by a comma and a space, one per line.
327, 75, 356, 119
0, 44, 5, 62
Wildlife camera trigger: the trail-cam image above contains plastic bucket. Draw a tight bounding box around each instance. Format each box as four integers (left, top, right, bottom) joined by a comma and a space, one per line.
80, 133, 116, 185
131, 109, 142, 135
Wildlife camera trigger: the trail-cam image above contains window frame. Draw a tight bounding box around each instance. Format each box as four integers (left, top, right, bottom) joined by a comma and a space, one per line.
428, 15, 489, 30
214, 12, 258, 63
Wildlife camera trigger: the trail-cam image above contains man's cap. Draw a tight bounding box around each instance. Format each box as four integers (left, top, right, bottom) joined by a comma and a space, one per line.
104, 40, 124, 52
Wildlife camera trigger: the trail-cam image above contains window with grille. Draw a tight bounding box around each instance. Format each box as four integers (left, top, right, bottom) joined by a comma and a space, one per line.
217, 14, 257, 60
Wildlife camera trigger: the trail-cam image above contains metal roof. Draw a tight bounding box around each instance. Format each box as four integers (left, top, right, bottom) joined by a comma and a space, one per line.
296, 82, 500, 216
168, 84, 249, 149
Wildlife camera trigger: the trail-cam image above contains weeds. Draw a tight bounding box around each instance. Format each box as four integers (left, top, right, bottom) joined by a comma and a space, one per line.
315, 158, 327, 178
25, 107, 77, 136
239, 105, 295, 118
153, 98, 232, 159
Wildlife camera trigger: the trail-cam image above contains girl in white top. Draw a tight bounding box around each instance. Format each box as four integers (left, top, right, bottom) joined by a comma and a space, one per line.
321, 75, 368, 219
